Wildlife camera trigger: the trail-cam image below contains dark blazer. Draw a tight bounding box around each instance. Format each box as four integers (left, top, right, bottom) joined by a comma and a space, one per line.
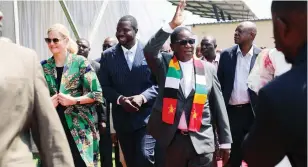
217, 45, 261, 113
99, 42, 158, 133
89, 59, 107, 123
243, 44, 307, 167
144, 28, 232, 154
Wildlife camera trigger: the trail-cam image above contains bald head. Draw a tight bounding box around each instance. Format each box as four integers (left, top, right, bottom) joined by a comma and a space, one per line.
234, 21, 257, 46
103, 37, 117, 51
239, 21, 257, 35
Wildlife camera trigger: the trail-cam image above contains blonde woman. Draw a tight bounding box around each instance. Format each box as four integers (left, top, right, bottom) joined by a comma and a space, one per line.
41, 23, 103, 167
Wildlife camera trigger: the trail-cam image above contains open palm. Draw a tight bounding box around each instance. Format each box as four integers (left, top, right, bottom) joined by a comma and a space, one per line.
170, 0, 187, 28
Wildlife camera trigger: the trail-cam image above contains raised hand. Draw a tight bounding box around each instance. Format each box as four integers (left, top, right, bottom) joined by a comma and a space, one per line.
169, 0, 187, 29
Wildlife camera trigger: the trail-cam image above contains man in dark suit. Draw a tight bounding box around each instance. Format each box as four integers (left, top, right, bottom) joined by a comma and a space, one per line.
76, 38, 109, 167
99, 15, 158, 167
243, 1, 307, 167
217, 21, 261, 167
144, 1, 232, 166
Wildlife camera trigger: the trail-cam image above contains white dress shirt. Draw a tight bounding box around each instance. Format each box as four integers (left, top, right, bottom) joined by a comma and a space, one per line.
162, 24, 230, 149
179, 59, 194, 98
177, 59, 194, 131
229, 45, 254, 105
121, 41, 138, 70
116, 41, 147, 104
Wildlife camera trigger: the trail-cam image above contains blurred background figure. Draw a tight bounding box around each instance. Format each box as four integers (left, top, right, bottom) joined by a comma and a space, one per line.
103, 37, 118, 51
160, 41, 172, 54
195, 44, 202, 58
96, 37, 118, 62
247, 48, 291, 94
200, 35, 220, 69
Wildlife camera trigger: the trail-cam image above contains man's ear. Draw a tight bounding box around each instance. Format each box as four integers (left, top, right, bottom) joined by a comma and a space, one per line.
276, 17, 288, 39
170, 43, 175, 52
135, 28, 138, 34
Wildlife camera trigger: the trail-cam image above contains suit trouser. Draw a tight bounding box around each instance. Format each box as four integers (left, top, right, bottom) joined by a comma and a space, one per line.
117, 127, 156, 167
165, 132, 213, 167
227, 104, 254, 167
99, 129, 113, 167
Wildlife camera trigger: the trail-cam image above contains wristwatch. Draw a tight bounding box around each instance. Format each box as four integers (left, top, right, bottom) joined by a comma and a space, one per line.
76, 99, 81, 105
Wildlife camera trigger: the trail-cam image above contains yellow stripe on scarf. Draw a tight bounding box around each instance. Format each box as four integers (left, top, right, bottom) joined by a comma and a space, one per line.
169, 58, 180, 70
193, 94, 207, 104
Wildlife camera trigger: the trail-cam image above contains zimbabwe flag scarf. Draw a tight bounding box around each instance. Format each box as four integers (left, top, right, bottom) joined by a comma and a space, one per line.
162, 56, 207, 132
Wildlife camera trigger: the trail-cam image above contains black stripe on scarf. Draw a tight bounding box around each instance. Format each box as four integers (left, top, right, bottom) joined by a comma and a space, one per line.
163, 88, 178, 98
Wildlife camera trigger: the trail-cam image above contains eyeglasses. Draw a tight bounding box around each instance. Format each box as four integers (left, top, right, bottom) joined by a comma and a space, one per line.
44, 38, 62, 44
174, 39, 195, 45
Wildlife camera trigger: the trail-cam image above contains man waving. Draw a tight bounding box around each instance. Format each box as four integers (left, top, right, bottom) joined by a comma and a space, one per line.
144, 0, 232, 166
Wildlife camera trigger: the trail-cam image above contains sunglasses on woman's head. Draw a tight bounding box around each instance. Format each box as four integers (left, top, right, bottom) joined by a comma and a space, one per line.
44, 38, 61, 44
174, 39, 195, 45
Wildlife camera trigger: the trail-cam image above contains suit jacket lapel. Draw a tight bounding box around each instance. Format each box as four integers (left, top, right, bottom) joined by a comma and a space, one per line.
250, 47, 258, 72
115, 44, 131, 72
131, 42, 143, 70
230, 46, 238, 85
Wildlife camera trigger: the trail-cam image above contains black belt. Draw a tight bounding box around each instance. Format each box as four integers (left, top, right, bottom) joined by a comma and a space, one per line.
177, 129, 189, 135
228, 103, 250, 108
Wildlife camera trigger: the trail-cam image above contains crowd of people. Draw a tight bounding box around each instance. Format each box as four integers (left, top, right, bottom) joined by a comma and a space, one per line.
0, 0, 306, 167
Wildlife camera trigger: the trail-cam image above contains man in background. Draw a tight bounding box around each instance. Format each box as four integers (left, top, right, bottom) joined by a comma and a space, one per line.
96, 37, 118, 62
217, 21, 261, 167
200, 35, 220, 69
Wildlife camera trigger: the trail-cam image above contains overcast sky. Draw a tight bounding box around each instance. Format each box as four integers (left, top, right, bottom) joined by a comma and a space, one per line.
177, 0, 273, 25
245, 0, 272, 18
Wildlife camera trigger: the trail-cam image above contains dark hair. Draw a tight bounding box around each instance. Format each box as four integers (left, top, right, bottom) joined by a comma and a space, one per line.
119, 15, 138, 32
271, 1, 307, 13
170, 27, 191, 44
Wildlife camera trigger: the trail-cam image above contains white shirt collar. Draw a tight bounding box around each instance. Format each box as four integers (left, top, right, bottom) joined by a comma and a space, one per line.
121, 40, 138, 55
237, 45, 254, 57
179, 58, 193, 65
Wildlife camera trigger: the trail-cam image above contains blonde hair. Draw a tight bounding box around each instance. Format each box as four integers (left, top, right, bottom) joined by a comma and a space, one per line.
47, 23, 78, 54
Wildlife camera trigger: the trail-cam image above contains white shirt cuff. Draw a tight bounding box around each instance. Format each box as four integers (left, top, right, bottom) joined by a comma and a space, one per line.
117, 95, 123, 105
109, 103, 116, 133
219, 143, 231, 149
140, 94, 147, 103
162, 23, 174, 34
